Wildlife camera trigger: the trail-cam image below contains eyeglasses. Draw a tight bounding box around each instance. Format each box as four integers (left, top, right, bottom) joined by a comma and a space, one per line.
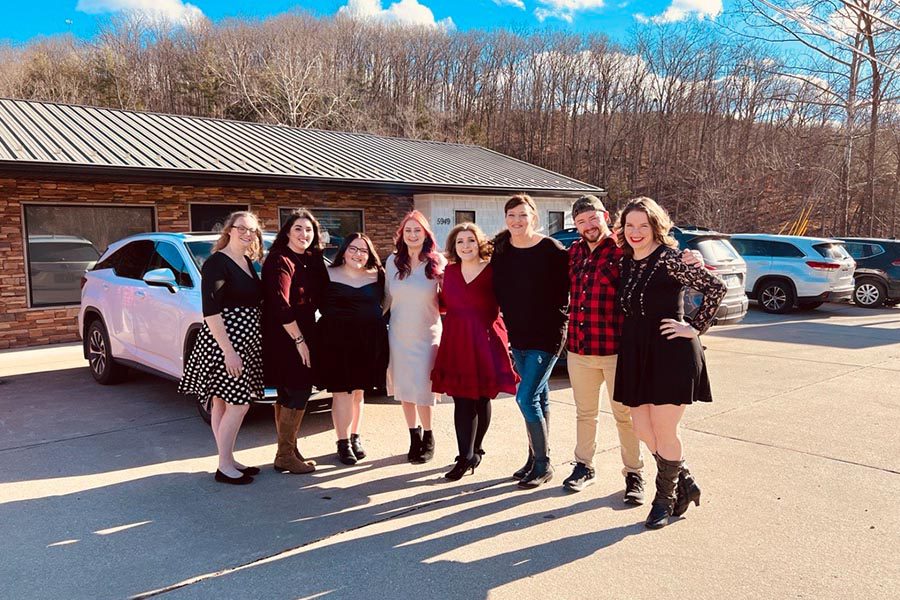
232, 225, 259, 235
346, 246, 369, 255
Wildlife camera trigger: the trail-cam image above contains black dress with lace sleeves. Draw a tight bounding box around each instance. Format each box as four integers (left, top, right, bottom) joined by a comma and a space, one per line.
661, 249, 727, 334
613, 245, 724, 407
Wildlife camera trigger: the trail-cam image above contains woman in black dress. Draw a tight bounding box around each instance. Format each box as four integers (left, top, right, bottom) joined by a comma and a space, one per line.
262, 209, 329, 475
613, 197, 727, 528
316, 233, 389, 465
180, 211, 265, 485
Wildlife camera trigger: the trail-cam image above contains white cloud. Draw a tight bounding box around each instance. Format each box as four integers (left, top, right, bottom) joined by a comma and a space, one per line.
493, 0, 526, 8
338, 0, 455, 29
534, 1, 606, 23
76, 0, 204, 24
635, 0, 722, 24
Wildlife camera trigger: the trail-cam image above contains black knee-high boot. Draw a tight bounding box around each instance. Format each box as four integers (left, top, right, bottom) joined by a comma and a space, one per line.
646, 453, 683, 529
519, 418, 553, 488
673, 463, 701, 516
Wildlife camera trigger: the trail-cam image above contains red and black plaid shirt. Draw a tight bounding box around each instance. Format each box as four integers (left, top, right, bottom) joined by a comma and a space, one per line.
566, 235, 624, 356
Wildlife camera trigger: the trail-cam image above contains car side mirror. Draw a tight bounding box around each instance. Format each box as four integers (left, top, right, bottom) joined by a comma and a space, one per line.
143, 268, 178, 293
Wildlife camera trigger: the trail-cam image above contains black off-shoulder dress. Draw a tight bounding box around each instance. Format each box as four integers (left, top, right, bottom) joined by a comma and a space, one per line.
614, 245, 727, 407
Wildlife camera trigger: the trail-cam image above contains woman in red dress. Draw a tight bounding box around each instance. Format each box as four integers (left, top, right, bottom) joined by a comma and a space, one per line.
431, 223, 519, 480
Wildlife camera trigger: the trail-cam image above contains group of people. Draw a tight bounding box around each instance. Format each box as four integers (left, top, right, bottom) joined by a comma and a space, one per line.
179, 193, 726, 530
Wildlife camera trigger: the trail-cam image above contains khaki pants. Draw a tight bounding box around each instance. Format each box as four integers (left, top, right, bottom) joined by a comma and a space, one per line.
567, 352, 643, 474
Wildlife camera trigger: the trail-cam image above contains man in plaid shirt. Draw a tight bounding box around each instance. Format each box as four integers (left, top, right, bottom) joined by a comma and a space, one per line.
563, 194, 645, 502
563, 195, 702, 503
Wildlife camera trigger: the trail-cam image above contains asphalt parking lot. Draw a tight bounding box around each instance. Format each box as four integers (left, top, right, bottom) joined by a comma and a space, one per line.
1, 304, 899, 600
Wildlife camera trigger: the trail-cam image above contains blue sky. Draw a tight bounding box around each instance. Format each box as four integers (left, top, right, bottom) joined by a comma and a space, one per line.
1, 1, 727, 44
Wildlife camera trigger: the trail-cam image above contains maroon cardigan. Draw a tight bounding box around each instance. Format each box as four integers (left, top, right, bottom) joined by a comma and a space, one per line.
261, 245, 328, 390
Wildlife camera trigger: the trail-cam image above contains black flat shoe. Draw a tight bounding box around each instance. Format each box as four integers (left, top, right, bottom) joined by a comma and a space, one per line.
237, 466, 260, 476
214, 470, 254, 485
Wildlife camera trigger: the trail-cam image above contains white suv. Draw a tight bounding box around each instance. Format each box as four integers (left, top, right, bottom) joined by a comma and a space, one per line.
729, 234, 856, 313
78, 232, 278, 421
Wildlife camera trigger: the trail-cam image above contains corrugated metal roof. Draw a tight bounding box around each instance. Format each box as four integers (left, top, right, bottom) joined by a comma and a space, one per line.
0, 98, 602, 193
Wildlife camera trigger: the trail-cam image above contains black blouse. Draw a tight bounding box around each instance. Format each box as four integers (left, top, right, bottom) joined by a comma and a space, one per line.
618, 245, 727, 334
201, 251, 262, 317
491, 237, 570, 354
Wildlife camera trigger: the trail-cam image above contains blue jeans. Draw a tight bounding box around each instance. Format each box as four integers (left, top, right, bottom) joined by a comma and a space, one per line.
511, 348, 558, 423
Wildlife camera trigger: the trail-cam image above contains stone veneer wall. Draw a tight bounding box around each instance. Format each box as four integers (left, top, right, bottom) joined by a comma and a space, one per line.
0, 175, 413, 349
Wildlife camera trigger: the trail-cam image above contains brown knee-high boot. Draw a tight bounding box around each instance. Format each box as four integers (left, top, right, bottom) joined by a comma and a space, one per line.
292, 408, 316, 466
646, 453, 682, 529
274, 405, 315, 474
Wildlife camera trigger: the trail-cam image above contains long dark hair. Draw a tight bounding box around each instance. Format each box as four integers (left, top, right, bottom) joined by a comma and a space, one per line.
330, 232, 384, 274
492, 193, 539, 255
272, 208, 323, 254
392, 210, 442, 280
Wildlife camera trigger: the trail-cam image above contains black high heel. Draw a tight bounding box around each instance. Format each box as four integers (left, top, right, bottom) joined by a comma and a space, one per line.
444, 456, 477, 481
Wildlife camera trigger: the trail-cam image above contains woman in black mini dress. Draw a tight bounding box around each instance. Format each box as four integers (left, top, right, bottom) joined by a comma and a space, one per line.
315, 233, 389, 465
180, 211, 265, 485
614, 197, 726, 528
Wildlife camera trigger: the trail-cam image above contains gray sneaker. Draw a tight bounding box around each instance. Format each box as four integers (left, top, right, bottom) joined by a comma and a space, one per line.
562, 462, 595, 492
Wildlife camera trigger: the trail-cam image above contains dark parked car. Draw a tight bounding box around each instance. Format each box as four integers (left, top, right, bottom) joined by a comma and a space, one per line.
836, 237, 900, 308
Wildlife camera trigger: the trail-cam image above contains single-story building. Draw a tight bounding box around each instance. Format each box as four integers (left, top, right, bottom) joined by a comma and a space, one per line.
0, 98, 603, 349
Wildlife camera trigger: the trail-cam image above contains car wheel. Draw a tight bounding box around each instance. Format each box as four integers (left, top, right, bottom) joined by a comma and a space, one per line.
854, 280, 886, 308
758, 280, 795, 314
196, 395, 213, 425
797, 301, 824, 310
86, 319, 127, 384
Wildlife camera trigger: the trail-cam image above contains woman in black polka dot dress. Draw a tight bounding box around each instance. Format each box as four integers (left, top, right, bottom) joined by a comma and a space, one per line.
180, 211, 265, 485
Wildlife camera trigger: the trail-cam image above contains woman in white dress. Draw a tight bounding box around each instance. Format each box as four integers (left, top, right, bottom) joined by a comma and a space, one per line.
385, 210, 446, 463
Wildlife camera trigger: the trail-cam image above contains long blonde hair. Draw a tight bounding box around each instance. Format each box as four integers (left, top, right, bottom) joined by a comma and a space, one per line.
212, 211, 264, 261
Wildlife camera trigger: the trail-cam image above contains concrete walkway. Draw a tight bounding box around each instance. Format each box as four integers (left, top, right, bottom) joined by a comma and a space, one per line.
0, 304, 898, 599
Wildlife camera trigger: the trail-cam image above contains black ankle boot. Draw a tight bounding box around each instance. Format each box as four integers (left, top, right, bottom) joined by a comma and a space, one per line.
518, 420, 553, 488
444, 455, 477, 481
337, 439, 357, 465
646, 454, 683, 529
673, 464, 701, 517
415, 430, 435, 464
407, 426, 423, 462
349, 433, 366, 460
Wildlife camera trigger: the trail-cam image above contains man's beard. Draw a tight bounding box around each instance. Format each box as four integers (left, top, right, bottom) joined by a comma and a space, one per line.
580, 228, 601, 243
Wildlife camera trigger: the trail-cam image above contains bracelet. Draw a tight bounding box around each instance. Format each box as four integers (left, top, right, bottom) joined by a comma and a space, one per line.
293, 336, 305, 345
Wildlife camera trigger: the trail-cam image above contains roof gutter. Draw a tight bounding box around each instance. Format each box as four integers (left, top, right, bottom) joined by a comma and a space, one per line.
0, 161, 604, 198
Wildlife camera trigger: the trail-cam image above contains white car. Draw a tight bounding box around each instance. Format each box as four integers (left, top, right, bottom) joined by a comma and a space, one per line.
729, 234, 856, 313
78, 232, 284, 421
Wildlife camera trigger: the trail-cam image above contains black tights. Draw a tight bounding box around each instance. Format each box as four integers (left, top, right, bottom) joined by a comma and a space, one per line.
453, 397, 491, 460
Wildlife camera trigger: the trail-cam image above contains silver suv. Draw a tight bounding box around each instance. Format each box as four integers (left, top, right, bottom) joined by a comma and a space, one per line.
729, 234, 855, 313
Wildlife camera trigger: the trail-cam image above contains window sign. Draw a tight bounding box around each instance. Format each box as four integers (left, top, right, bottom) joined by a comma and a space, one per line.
455, 210, 476, 224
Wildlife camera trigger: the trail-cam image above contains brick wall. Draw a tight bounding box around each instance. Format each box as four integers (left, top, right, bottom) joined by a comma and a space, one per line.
0, 175, 413, 349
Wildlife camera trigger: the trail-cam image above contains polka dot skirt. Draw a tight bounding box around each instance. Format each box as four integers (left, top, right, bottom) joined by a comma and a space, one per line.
179, 306, 264, 406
